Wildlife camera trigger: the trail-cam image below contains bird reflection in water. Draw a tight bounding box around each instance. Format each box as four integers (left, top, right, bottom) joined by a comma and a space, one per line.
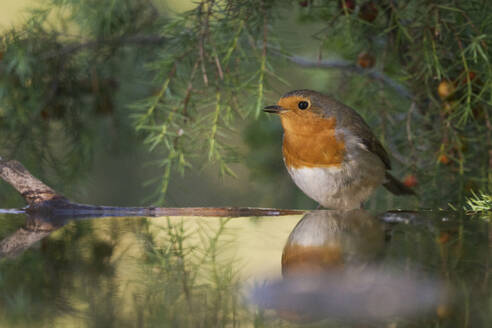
251, 210, 446, 324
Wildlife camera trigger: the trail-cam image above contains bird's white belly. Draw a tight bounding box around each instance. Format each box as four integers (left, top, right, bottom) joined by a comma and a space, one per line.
286, 159, 385, 209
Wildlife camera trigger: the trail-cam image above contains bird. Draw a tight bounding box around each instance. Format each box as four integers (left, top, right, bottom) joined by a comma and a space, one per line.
282, 209, 384, 277
264, 89, 415, 210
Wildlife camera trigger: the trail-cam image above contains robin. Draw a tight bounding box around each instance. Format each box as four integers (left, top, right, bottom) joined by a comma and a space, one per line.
282, 210, 384, 277
264, 89, 415, 209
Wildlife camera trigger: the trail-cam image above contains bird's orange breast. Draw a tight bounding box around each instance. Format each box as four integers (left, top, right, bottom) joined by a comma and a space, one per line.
281, 115, 345, 168
282, 244, 344, 276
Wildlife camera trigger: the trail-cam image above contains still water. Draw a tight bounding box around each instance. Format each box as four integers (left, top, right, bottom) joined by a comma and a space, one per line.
0, 210, 490, 327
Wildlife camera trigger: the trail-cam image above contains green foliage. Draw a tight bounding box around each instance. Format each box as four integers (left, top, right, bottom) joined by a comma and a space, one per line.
288, 0, 492, 207
465, 190, 492, 217
134, 217, 246, 326
0, 0, 491, 208
0, 217, 118, 327
0, 0, 162, 203
131, 0, 284, 202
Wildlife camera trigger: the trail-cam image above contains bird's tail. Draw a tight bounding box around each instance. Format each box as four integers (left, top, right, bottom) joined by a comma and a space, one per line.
383, 172, 416, 196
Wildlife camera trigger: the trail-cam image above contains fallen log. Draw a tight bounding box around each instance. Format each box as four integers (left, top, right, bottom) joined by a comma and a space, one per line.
0, 158, 304, 217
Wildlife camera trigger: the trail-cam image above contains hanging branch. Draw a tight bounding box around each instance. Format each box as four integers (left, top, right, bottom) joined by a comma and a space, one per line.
197, 0, 216, 86
278, 51, 414, 100
182, 59, 200, 118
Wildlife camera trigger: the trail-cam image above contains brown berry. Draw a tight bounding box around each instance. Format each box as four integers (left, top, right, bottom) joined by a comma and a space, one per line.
359, 1, 378, 22
472, 105, 485, 121
436, 304, 451, 319
299, 0, 309, 7
357, 52, 375, 69
403, 175, 418, 188
40, 109, 50, 121
437, 232, 450, 244
0, 51, 3, 61
438, 154, 450, 165
458, 70, 483, 94
461, 71, 477, 84
339, 0, 356, 13
437, 80, 455, 100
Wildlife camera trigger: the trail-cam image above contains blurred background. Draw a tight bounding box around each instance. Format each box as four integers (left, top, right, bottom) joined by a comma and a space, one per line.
0, 0, 490, 211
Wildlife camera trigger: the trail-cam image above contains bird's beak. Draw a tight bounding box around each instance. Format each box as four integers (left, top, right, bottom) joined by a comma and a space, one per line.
263, 105, 287, 114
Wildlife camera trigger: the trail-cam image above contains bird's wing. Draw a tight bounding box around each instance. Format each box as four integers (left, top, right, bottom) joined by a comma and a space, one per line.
360, 132, 391, 170
336, 104, 392, 170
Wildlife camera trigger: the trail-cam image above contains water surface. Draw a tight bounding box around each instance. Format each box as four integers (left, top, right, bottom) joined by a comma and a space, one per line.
0, 210, 489, 327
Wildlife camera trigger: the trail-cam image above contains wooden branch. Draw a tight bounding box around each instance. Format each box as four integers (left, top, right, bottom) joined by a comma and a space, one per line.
0, 158, 304, 217
0, 158, 67, 205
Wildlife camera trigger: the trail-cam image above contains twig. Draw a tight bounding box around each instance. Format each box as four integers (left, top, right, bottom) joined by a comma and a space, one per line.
406, 102, 416, 146
273, 49, 413, 100
199, 43, 209, 86
483, 106, 492, 170
136, 63, 177, 129
447, 4, 488, 51
223, 20, 244, 66
406, 101, 418, 167
213, 50, 224, 80
182, 59, 200, 118
211, 43, 224, 80
197, 0, 215, 86
208, 91, 221, 160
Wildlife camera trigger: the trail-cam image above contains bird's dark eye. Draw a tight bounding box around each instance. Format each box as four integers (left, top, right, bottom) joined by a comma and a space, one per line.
298, 101, 309, 110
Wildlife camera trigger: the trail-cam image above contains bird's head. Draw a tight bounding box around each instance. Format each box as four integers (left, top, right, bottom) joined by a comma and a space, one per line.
264, 89, 337, 134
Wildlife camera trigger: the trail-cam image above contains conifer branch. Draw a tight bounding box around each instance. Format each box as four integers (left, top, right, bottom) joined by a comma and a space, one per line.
276, 51, 413, 100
